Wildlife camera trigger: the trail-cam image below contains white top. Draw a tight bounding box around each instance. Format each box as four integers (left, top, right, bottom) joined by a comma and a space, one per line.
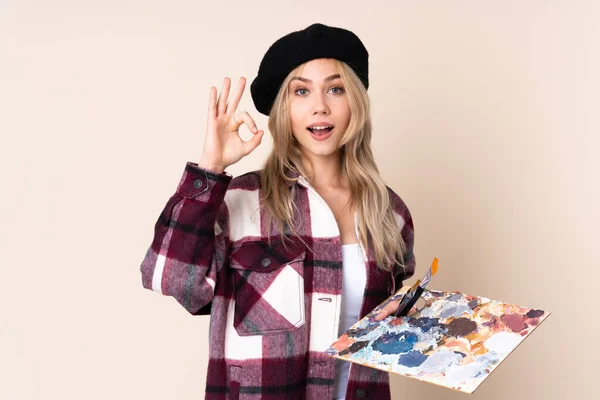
332, 243, 368, 400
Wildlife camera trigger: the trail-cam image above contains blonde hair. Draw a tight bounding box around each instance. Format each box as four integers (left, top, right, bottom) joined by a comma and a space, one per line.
260, 59, 406, 271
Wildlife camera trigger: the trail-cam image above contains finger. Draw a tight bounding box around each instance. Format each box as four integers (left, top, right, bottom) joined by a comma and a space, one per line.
232, 111, 258, 133
226, 77, 246, 115
207, 86, 217, 121
373, 300, 400, 321
242, 130, 264, 154
217, 77, 231, 116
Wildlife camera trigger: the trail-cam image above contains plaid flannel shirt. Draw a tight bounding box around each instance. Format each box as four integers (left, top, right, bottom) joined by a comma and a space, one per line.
140, 162, 415, 400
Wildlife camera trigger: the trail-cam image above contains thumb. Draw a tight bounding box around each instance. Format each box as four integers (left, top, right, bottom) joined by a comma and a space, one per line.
245, 130, 264, 154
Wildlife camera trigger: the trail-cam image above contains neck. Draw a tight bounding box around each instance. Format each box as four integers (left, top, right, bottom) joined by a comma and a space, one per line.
300, 151, 348, 190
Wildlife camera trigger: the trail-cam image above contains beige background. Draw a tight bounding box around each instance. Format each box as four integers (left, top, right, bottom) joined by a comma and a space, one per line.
1, 0, 598, 399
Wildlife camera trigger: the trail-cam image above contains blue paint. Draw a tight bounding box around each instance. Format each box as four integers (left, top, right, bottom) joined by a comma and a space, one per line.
410, 317, 441, 333
398, 350, 428, 367
446, 293, 462, 302
526, 309, 544, 318
339, 340, 370, 356
439, 304, 470, 319
372, 331, 418, 354
453, 351, 467, 358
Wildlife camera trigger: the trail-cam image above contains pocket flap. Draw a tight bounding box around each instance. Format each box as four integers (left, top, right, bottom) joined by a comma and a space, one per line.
230, 238, 306, 272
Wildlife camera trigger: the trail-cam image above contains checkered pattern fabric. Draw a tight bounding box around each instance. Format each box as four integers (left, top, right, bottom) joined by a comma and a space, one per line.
140, 162, 416, 400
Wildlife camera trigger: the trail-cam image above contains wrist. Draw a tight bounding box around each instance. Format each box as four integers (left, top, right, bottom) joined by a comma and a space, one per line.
197, 160, 226, 174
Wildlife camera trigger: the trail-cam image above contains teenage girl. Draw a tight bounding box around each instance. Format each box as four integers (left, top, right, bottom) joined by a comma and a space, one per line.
141, 23, 416, 400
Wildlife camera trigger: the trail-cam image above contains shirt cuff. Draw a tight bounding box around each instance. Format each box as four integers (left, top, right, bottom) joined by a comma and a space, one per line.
177, 162, 232, 199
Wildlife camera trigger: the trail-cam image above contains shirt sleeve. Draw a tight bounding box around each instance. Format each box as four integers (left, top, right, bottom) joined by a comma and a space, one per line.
387, 187, 416, 290
395, 206, 415, 289
140, 162, 232, 315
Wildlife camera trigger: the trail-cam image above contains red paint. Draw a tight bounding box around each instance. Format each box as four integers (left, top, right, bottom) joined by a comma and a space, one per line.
500, 313, 528, 332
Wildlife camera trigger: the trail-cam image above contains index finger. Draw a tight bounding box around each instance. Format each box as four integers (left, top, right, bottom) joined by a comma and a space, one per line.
208, 86, 217, 120
226, 77, 246, 115
373, 300, 401, 321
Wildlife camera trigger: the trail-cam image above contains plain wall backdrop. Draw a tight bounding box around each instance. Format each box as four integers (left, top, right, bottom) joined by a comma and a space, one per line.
1, 1, 598, 399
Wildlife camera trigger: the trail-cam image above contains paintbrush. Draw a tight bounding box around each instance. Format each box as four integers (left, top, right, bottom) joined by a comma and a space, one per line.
393, 258, 439, 317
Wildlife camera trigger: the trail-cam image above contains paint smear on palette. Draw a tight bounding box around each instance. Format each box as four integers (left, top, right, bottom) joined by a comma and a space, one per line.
325, 288, 550, 394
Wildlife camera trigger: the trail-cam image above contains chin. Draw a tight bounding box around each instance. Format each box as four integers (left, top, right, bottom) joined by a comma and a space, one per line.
303, 145, 341, 158
294, 133, 343, 158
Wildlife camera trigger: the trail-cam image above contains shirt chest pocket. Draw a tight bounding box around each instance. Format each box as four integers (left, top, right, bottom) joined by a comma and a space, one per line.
229, 238, 306, 336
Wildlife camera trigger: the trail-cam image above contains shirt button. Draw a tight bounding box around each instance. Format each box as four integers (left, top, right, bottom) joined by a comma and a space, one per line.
193, 179, 203, 189
356, 389, 367, 398
261, 258, 271, 267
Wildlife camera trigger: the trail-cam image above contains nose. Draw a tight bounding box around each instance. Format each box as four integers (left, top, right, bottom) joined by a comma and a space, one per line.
311, 92, 330, 115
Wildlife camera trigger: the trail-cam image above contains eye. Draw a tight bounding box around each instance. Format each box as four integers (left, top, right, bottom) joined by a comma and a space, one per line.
294, 88, 308, 96
329, 86, 344, 94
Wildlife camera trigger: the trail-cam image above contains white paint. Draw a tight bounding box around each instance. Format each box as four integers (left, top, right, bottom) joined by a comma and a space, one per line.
484, 331, 523, 354
444, 362, 485, 385
418, 349, 463, 374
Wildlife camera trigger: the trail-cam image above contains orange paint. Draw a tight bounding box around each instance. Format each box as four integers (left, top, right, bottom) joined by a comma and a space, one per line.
332, 334, 355, 350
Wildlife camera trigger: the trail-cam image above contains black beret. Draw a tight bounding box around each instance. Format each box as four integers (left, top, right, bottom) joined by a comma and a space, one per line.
250, 23, 369, 116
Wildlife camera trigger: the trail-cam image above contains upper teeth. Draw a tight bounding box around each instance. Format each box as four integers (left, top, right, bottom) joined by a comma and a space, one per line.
311, 126, 331, 130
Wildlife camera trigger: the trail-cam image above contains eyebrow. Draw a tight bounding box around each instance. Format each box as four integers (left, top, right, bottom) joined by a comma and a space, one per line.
290, 73, 341, 84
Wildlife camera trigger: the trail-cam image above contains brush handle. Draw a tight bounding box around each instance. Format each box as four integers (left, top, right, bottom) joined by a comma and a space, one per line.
393, 290, 415, 317
395, 285, 425, 317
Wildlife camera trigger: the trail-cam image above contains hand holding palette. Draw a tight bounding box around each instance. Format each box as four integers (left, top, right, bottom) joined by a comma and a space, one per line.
325, 259, 550, 394
393, 258, 439, 317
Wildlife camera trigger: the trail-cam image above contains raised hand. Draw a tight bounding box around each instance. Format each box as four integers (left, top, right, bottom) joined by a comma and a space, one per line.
198, 77, 264, 173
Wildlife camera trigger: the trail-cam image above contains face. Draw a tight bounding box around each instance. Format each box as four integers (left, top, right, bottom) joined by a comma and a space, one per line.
288, 58, 351, 162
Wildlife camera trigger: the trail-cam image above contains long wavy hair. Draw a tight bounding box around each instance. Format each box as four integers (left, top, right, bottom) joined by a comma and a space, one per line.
260, 59, 406, 271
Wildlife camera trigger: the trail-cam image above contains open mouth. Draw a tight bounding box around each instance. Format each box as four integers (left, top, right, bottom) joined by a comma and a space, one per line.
307, 126, 334, 135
